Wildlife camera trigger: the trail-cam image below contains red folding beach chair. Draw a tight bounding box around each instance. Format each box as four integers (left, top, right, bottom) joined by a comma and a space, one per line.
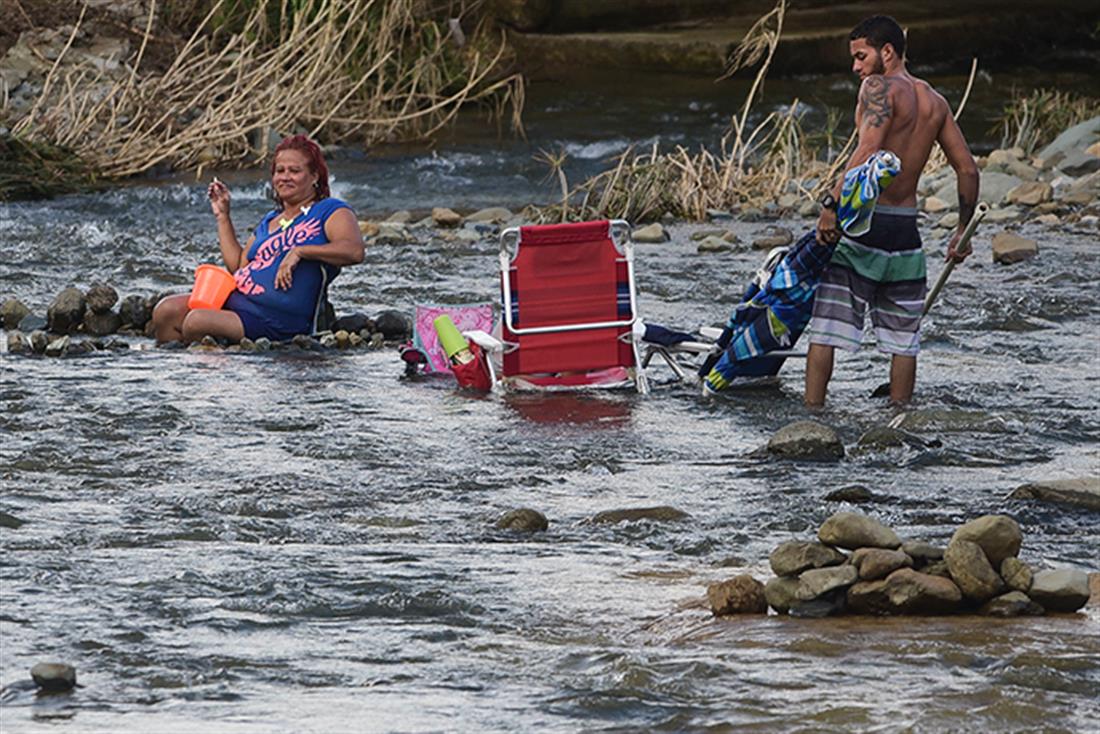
470, 219, 648, 393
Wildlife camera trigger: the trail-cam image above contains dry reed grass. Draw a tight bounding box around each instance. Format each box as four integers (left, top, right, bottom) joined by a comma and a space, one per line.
993, 87, 1100, 156
532, 1, 989, 224
9, 0, 523, 179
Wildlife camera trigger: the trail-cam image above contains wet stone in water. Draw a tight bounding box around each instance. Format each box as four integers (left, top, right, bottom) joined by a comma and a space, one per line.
818, 511, 900, 550
1000, 557, 1033, 593
588, 506, 689, 524
766, 420, 844, 461
708, 575, 767, 615
769, 540, 846, 577
1028, 568, 1091, 613
824, 485, 875, 503
944, 539, 1005, 602
950, 514, 1022, 567
979, 591, 1044, 617
31, 662, 76, 692
850, 548, 913, 581
47, 287, 86, 334
495, 508, 548, 533
1, 298, 30, 329
85, 283, 118, 313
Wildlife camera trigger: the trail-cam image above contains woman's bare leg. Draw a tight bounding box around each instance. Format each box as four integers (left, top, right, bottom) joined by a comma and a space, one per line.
151, 294, 191, 343
181, 309, 245, 344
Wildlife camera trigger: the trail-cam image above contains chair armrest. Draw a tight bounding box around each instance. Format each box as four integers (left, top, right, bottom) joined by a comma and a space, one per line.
699, 326, 723, 341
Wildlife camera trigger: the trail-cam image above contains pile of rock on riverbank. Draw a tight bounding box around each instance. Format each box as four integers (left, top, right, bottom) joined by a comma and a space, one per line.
1, 283, 416, 357
707, 511, 1093, 618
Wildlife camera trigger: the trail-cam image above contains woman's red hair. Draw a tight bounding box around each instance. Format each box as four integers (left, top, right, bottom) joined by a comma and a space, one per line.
271, 134, 330, 206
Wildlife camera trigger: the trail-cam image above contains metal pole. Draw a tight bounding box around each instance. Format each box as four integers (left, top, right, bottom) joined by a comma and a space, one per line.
922, 201, 989, 316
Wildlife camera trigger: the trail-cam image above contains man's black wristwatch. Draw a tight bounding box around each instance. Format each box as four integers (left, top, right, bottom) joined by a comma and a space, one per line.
819, 192, 838, 211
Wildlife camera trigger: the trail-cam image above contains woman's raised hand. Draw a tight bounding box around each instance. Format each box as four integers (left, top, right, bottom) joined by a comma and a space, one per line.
208, 177, 231, 220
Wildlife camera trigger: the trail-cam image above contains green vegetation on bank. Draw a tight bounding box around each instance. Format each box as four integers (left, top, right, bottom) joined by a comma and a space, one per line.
0, 136, 99, 201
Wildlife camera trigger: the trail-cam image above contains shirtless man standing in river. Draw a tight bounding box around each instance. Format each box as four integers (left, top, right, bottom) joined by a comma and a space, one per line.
805, 15, 979, 407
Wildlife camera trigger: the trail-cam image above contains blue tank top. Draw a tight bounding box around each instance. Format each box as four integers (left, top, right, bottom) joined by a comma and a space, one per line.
229, 197, 351, 336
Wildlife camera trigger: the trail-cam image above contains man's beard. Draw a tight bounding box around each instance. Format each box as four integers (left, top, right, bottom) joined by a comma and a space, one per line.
871, 54, 886, 75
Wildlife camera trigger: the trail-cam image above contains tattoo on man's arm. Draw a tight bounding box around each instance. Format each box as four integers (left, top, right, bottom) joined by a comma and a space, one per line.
958, 195, 975, 228
859, 76, 891, 128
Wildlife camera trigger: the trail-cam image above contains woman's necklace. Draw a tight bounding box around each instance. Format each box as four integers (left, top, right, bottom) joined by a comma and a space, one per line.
278, 202, 312, 231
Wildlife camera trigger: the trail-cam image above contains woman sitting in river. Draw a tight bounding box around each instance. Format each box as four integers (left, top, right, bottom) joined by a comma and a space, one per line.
152, 134, 365, 344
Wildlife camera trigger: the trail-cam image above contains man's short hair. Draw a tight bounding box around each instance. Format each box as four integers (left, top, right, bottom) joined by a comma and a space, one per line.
850, 15, 906, 58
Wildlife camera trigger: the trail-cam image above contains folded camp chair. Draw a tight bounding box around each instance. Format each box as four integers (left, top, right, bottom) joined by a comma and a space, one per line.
467, 219, 648, 393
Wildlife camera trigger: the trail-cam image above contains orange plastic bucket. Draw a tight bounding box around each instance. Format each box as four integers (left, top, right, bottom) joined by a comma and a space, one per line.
188, 264, 236, 310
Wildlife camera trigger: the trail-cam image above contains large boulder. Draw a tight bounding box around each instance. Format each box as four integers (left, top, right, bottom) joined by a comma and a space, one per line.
767, 421, 844, 461
950, 514, 1022, 567
632, 223, 668, 243
707, 575, 768, 615
944, 539, 1005, 602
796, 565, 858, 601
850, 548, 913, 580
847, 568, 962, 615
1038, 116, 1100, 161
372, 310, 412, 339
901, 540, 944, 566
30, 662, 77, 692
934, 170, 1021, 207
768, 540, 846, 577
1009, 477, 1100, 511
1028, 568, 1091, 613
818, 511, 900, 550
764, 576, 801, 614
47, 287, 86, 334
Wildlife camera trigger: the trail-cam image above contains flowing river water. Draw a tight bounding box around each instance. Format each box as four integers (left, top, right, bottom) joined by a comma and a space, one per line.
2, 69, 1099, 732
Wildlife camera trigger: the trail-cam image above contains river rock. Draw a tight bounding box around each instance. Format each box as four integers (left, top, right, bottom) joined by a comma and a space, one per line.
7, 330, 27, 353
766, 420, 844, 461
47, 287, 86, 334
28, 330, 49, 354
332, 313, 374, 334
944, 539, 1005, 602
847, 568, 962, 615
923, 196, 949, 213
935, 171, 1021, 207
384, 209, 412, 224
372, 310, 412, 339
991, 231, 1038, 264
1039, 117, 1100, 161
769, 540, 846, 577
1028, 568, 1090, 612
889, 408, 1008, 434
696, 235, 734, 253
937, 212, 959, 229
708, 574, 768, 615
30, 662, 76, 692
1009, 477, 1100, 511
1056, 150, 1100, 177
923, 560, 951, 578
751, 225, 793, 250
764, 576, 801, 614
818, 511, 900, 550
850, 548, 913, 580
1006, 181, 1052, 206
589, 506, 689, 524
0, 510, 26, 528
632, 223, 668, 243
45, 335, 71, 357
690, 228, 729, 241
1000, 557, 1033, 593
495, 507, 548, 532
82, 310, 121, 336
432, 207, 463, 228
979, 591, 1044, 617
358, 220, 380, 237
85, 283, 118, 313
790, 590, 847, 618
118, 295, 151, 329
823, 485, 875, 503
18, 313, 47, 332
1090, 573, 1100, 607
901, 540, 944, 566
467, 206, 513, 223
796, 565, 858, 601
951, 514, 1021, 567
856, 425, 938, 450
1, 298, 30, 329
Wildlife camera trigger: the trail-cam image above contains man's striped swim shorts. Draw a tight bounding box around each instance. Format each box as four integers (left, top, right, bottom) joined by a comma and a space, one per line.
807, 205, 927, 357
